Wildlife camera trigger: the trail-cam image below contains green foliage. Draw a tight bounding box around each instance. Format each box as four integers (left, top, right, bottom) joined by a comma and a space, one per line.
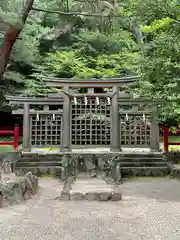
141, 17, 173, 33
40, 29, 140, 79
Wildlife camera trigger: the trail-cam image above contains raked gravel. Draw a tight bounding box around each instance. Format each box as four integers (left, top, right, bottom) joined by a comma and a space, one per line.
0, 177, 180, 240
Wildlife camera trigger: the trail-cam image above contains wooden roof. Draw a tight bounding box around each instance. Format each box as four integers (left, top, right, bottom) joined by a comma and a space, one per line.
44, 76, 139, 88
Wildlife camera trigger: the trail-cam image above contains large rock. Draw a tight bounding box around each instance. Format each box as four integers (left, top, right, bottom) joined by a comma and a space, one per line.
24, 172, 39, 194
0, 171, 39, 207
0, 181, 23, 204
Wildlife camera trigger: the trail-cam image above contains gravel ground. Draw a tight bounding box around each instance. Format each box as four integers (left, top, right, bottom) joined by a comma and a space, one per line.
0, 177, 180, 240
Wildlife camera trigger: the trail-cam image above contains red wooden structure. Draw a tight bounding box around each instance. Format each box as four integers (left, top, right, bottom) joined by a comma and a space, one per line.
0, 125, 19, 152
163, 125, 180, 152
0, 126, 23, 136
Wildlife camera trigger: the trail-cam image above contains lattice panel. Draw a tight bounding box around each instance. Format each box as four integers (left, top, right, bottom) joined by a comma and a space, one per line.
71, 98, 111, 145
30, 114, 62, 146
120, 115, 151, 146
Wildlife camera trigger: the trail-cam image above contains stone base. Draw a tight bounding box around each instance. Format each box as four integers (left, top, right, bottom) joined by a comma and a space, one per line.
59, 178, 122, 202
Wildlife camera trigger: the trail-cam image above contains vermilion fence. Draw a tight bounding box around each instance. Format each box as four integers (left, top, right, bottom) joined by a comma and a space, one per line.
159, 125, 180, 135
0, 125, 19, 152
0, 126, 23, 136
163, 125, 180, 153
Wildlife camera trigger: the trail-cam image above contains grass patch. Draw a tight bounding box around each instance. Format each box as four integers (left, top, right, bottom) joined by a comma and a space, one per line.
168, 136, 180, 142
0, 145, 14, 152
168, 136, 180, 151
160, 135, 180, 142
40, 174, 58, 179
0, 137, 22, 153
169, 145, 180, 151
160, 136, 180, 151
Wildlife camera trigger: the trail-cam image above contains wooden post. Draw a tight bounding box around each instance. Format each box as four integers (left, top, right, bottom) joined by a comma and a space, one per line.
111, 86, 121, 152
150, 116, 159, 152
13, 125, 19, 152
61, 86, 71, 151
44, 105, 49, 111
164, 125, 169, 153
88, 88, 94, 94
23, 103, 31, 152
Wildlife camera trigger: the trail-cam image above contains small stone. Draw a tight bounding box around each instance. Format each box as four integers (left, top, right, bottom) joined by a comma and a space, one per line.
25, 172, 34, 182
84, 192, 99, 201
70, 192, 84, 201
110, 191, 122, 201
0, 192, 3, 208
98, 192, 111, 201
24, 173, 39, 194
53, 196, 60, 200
90, 170, 97, 178
25, 178, 33, 192
13, 183, 23, 202
60, 191, 70, 201
132, 168, 142, 176
32, 176, 39, 193
171, 168, 180, 178
142, 168, 152, 176
23, 190, 32, 200
18, 178, 26, 191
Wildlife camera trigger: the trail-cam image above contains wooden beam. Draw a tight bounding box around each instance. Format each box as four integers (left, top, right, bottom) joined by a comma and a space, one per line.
5, 95, 64, 105
44, 76, 139, 88
12, 110, 63, 115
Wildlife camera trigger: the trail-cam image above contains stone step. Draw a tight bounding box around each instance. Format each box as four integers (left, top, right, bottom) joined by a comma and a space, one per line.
59, 178, 122, 202
17, 166, 63, 169
17, 162, 62, 166
17, 159, 165, 164
16, 166, 169, 170
18, 158, 164, 164
121, 166, 169, 169
20, 153, 163, 159
16, 161, 168, 168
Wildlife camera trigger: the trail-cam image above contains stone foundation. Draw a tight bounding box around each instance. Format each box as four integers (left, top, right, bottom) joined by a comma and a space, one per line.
0, 152, 171, 184
17, 166, 170, 179
16, 152, 170, 181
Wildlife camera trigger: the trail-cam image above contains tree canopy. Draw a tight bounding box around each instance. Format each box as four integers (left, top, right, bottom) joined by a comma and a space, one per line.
0, 0, 180, 123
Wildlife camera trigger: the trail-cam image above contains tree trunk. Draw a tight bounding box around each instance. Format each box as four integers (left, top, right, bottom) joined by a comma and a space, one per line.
0, 0, 34, 81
